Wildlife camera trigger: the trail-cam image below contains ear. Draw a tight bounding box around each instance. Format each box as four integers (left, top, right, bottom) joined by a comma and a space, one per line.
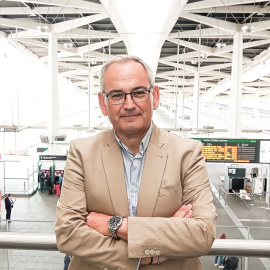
152, 85, 159, 110
98, 92, 108, 116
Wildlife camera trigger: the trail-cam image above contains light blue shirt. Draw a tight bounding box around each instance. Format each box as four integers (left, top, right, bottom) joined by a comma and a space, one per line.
115, 122, 153, 217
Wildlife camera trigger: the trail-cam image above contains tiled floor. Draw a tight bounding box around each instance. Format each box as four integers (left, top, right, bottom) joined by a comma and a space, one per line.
0, 190, 64, 270
1, 159, 270, 269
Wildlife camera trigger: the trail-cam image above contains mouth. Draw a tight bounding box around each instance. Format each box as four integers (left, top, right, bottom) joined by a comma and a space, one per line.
121, 114, 140, 119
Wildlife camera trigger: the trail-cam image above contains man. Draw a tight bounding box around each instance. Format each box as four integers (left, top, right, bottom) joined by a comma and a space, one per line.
55, 55, 216, 269
38, 171, 45, 193
5, 193, 13, 221
58, 173, 63, 192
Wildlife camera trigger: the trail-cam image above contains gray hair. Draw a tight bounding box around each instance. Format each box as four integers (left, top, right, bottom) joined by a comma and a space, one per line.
99, 55, 154, 92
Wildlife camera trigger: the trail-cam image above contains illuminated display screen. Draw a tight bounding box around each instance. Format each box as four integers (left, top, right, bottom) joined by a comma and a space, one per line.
194, 138, 264, 163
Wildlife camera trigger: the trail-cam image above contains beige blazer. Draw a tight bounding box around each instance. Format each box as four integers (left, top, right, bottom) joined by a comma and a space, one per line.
55, 125, 216, 270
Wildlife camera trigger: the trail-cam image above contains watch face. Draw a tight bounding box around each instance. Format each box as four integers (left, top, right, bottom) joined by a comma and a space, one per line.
109, 216, 122, 229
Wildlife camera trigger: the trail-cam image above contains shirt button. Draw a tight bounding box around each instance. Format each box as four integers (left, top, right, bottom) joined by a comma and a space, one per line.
150, 250, 156, 256
144, 249, 150, 256
134, 159, 138, 166
156, 250, 161, 256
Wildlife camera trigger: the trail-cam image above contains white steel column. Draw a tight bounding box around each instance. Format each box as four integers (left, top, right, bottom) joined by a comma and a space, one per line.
191, 72, 199, 125
48, 33, 60, 141
254, 91, 260, 120
89, 71, 95, 126
228, 30, 243, 138
87, 24, 91, 129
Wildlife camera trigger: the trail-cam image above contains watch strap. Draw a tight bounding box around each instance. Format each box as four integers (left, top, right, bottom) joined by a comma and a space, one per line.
108, 215, 123, 240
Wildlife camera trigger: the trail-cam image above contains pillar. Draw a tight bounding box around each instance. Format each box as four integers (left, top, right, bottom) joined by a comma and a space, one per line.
254, 91, 260, 120
191, 72, 199, 126
47, 33, 60, 141
228, 30, 243, 138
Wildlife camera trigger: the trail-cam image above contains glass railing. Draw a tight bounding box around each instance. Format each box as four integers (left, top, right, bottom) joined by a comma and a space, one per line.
0, 158, 39, 195
0, 219, 55, 233
1, 221, 270, 270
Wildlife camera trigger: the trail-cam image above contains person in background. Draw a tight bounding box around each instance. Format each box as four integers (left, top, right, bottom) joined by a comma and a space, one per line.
55, 55, 217, 270
54, 173, 61, 197
5, 194, 13, 222
63, 254, 71, 270
58, 173, 63, 193
223, 256, 239, 270
214, 233, 227, 268
38, 171, 45, 193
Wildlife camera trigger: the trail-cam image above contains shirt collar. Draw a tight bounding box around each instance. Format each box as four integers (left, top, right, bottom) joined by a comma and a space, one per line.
115, 122, 153, 154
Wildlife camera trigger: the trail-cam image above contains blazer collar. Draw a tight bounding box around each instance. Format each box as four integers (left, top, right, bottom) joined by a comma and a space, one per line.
102, 125, 167, 217
102, 129, 129, 216
136, 125, 167, 216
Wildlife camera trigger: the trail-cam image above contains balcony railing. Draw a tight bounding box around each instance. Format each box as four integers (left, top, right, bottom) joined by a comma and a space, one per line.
0, 232, 270, 257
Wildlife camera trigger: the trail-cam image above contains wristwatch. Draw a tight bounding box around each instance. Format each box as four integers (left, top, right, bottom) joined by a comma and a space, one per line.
108, 215, 123, 240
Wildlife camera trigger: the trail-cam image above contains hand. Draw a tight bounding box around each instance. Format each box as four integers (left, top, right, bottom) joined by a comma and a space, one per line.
86, 212, 111, 236
86, 212, 128, 241
141, 204, 193, 265
172, 204, 193, 218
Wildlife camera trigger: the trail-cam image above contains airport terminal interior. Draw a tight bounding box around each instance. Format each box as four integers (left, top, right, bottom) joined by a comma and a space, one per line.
1, 0, 270, 269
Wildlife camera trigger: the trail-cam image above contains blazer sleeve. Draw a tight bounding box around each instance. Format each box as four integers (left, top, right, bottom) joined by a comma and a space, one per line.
55, 140, 138, 270
128, 140, 217, 259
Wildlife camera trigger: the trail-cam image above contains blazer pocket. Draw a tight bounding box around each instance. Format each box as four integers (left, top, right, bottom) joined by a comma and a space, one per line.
159, 182, 182, 197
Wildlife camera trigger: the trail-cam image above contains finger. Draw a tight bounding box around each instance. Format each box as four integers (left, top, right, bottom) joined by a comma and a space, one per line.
173, 204, 192, 218
86, 215, 91, 227
184, 209, 193, 219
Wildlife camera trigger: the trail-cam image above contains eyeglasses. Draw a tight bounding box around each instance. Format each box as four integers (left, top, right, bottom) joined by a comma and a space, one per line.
103, 87, 152, 105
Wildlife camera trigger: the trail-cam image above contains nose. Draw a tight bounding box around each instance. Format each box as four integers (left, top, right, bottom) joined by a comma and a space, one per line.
123, 93, 136, 109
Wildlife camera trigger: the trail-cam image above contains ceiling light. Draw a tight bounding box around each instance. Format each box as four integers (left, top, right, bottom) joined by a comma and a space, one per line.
63, 42, 73, 49
216, 42, 226, 49
36, 25, 49, 33
191, 60, 197, 65
91, 59, 97, 64
82, 53, 89, 59
200, 53, 208, 59
241, 25, 255, 34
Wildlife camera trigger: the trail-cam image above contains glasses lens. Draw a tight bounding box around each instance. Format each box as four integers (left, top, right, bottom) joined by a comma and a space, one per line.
107, 89, 150, 104
131, 90, 149, 102
108, 93, 125, 104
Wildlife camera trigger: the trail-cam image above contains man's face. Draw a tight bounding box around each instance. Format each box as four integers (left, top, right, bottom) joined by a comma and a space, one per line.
98, 60, 159, 138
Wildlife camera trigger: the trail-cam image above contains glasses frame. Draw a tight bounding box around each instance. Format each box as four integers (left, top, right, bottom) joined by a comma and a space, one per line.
103, 86, 153, 105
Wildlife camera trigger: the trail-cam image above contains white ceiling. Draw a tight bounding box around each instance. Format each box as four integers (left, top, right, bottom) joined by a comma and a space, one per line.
1, 0, 270, 101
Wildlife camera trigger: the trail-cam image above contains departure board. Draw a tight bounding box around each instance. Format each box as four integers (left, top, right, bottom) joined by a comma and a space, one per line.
194, 138, 262, 163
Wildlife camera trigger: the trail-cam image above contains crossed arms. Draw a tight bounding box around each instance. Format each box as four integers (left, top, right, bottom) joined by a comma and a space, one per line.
86, 204, 193, 265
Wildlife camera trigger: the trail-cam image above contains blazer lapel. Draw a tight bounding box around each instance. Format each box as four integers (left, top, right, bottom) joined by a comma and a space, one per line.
101, 131, 129, 217
136, 126, 167, 217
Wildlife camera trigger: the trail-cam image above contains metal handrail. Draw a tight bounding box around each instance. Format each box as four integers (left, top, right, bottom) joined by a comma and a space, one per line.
0, 232, 270, 257
0, 218, 55, 223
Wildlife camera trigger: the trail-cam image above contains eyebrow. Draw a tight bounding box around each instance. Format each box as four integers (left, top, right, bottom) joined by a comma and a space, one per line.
107, 86, 149, 94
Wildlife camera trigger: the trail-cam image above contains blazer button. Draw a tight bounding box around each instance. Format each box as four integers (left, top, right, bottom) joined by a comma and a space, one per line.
156, 250, 161, 256
150, 250, 156, 256
144, 249, 150, 256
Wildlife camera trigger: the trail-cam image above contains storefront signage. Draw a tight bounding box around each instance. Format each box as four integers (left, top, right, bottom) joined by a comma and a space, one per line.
39, 155, 67, 161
